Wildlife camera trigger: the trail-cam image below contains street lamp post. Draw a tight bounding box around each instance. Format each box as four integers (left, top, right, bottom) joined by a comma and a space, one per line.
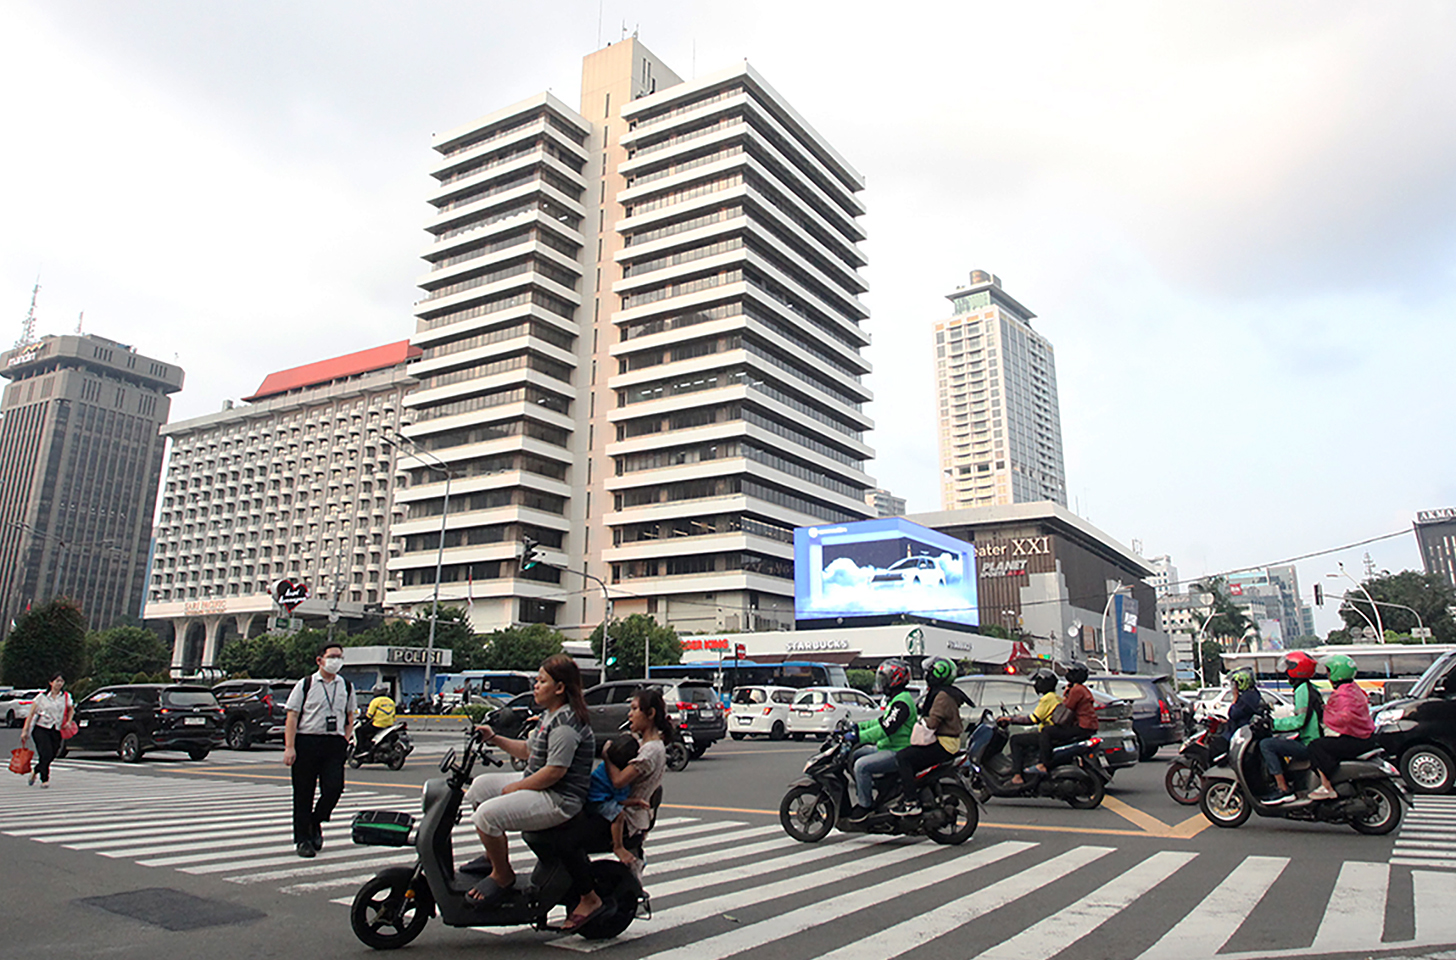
1330, 563, 1384, 643
1099, 582, 1128, 673
1195, 608, 1219, 688
556, 566, 613, 679
384, 430, 451, 699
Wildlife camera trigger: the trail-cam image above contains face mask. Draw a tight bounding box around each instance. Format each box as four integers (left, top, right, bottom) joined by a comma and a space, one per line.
323, 657, 344, 674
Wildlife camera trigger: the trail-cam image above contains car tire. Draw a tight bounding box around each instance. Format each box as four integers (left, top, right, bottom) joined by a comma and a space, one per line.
1138, 739, 1160, 762
769, 720, 786, 741
1401, 745, 1455, 794
792, 732, 806, 741
5, 710, 14, 728
119, 732, 143, 763
187, 747, 210, 761
225, 719, 251, 751
731, 732, 745, 740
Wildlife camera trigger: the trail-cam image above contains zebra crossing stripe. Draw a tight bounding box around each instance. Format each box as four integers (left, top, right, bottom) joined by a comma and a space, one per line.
1414, 870, 1456, 944
632, 841, 1036, 960
812, 845, 1115, 960
1310, 861, 1388, 954
971, 850, 1199, 960
1136, 855, 1288, 960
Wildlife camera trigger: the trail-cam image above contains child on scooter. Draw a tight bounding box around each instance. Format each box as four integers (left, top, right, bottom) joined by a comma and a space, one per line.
586, 735, 640, 871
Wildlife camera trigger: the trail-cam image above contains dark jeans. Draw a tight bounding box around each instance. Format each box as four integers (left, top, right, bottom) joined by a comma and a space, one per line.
32, 726, 61, 783
292, 733, 347, 844
356, 722, 380, 755
531, 813, 644, 902
1038, 723, 1091, 768
1008, 731, 1041, 773
896, 742, 953, 798
1308, 735, 1378, 778
1260, 735, 1310, 780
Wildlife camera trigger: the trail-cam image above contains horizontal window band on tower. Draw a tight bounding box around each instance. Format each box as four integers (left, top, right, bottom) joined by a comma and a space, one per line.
620, 268, 742, 309
613, 551, 794, 582
612, 438, 862, 499
624, 173, 743, 217
411, 419, 570, 451
612, 475, 866, 524
421, 256, 579, 301
434, 160, 584, 213
432, 198, 582, 242
614, 402, 862, 466
421, 318, 575, 359
417, 289, 577, 329
418, 353, 573, 390
437, 111, 587, 162
612, 513, 794, 546
403, 522, 564, 553
429, 226, 580, 271
628, 85, 744, 133
621, 237, 743, 277
411, 385, 571, 423
407, 486, 566, 518
616, 368, 863, 439
621, 205, 741, 247
617, 332, 863, 410
628, 144, 745, 188
399, 561, 561, 586
402, 450, 567, 485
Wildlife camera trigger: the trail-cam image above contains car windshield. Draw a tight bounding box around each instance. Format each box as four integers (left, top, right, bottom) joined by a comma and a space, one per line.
1410, 651, 1456, 700
733, 688, 765, 704
164, 690, 219, 708
676, 685, 716, 703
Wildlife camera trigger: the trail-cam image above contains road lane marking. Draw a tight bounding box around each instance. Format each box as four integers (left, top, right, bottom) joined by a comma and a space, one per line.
1310, 861, 1388, 954
1137, 855, 1288, 960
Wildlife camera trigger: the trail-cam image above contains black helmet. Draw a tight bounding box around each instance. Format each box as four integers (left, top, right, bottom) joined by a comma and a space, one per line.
1032, 670, 1057, 695
876, 658, 911, 695
1064, 662, 1089, 685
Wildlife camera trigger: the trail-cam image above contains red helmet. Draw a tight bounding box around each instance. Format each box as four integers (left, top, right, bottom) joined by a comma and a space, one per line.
1279, 651, 1317, 680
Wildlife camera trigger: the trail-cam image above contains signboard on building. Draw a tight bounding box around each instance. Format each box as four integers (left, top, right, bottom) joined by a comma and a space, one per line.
273, 578, 310, 612
793, 518, 979, 627
385, 647, 450, 666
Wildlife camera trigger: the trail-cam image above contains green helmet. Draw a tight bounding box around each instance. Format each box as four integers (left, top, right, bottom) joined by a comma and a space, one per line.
1324, 654, 1357, 683
924, 656, 957, 684
1229, 667, 1255, 691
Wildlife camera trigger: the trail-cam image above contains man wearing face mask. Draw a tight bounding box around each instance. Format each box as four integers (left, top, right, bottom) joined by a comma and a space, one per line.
284, 641, 356, 858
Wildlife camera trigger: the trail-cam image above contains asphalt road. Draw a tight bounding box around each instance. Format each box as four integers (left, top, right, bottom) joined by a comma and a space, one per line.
4, 721, 1456, 960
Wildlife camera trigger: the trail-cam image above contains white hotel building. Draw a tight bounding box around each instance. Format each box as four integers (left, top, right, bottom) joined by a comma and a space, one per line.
390, 39, 876, 637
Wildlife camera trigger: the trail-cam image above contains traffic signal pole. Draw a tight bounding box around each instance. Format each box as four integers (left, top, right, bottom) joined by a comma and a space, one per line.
521, 540, 615, 678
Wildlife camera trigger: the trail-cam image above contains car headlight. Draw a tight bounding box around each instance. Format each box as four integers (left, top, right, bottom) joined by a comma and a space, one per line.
1375, 707, 1407, 727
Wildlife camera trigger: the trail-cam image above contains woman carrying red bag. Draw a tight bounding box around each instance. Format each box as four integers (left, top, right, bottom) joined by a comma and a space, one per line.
20, 673, 73, 787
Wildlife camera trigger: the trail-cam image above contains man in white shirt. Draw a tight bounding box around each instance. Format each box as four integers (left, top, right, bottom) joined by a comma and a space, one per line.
284, 641, 355, 858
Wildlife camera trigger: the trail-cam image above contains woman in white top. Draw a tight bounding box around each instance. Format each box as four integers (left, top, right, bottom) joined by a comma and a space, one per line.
21, 673, 73, 787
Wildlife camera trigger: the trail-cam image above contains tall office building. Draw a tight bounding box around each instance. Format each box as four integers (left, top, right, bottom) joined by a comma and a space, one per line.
143, 341, 416, 671
391, 39, 875, 637
1415, 508, 1456, 590
0, 334, 183, 638
935, 271, 1065, 508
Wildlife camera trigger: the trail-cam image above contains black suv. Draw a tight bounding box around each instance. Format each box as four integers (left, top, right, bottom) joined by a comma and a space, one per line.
63, 684, 225, 762
1376, 650, 1456, 794
1087, 674, 1186, 761
583, 680, 727, 758
212, 678, 295, 749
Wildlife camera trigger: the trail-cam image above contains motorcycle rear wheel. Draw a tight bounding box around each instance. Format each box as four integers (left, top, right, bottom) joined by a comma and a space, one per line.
780, 785, 835, 843
925, 782, 979, 845
387, 748, 408, 771
1062, 772, 1105, 810
351, 866, 430, 949
1199, 779, 1250, 828
1165, 761, 1205, 805
1350, 781, 1402, 835
576, 860, 638, 940
665, 742, 690, 772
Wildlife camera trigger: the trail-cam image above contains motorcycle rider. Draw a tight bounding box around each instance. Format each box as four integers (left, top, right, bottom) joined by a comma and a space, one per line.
1031, 661, 1098, 777
890, 657, 970, 817
998, 669, 1061, 786
355, 685, 396, 759
1225, 668, 1263, 733
1260, 651, 1324, 804
1306, 654, 1376, 801
846, 658, 917, 822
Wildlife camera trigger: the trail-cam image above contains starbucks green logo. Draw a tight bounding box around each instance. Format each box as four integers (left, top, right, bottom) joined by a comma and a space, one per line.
905, 628, 925, 655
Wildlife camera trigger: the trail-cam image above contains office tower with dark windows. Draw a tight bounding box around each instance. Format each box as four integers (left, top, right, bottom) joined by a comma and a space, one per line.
935, 271, 1065, 509
0, 334, 183, 639
391, 39, 876, 637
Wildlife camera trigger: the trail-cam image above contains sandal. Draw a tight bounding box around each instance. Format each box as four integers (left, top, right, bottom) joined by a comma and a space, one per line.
464, 876, 513, 906
458, 855, 492, 876
562, 901, 607, 933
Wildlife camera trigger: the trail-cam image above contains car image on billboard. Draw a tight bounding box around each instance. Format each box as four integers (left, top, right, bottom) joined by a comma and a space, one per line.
794, 518, 979, 627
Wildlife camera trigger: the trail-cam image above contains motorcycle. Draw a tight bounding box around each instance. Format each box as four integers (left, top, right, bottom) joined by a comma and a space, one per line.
348, 717, 651, 949
1198, 721, 1410, 834
778, 721, 979, 845
962, 710, 1109, 809
349, 721, 414, 771
1165, 715, 1227, 805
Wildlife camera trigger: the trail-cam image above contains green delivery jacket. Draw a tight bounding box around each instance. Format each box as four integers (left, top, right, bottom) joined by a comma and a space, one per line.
1273, 681, 1323, 744
857, 689, 917, 752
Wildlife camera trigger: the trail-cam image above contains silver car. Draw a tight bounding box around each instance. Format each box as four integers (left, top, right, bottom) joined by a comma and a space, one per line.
786, 686, 881, 740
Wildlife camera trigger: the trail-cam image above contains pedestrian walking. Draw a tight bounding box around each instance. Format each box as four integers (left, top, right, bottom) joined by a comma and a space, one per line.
20, 673, 73, 788
283, 640, 355, 858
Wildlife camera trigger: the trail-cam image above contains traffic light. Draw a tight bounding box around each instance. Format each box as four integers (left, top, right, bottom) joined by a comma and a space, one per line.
520, 537, 542, 572
1314, 583, 1324, 607
603, 634, 617, 668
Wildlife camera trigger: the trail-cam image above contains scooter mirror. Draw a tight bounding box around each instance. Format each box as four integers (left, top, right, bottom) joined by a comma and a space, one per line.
439, 748, 455, 773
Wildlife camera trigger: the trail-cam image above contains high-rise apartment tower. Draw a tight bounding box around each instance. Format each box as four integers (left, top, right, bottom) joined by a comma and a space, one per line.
0, 333, 183, 638
935, 272, 1065, 508
391, 39, 875, 637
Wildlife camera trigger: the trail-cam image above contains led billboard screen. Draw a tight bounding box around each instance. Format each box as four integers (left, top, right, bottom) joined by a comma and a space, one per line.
794, 518, 979, 627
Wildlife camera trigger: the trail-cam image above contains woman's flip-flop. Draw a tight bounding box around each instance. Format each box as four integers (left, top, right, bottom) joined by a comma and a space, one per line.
561, 901, 608, 933
458, 855, 492, 876
465, 876, 512, 906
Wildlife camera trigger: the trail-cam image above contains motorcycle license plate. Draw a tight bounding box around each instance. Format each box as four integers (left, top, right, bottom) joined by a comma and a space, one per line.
1123, 739, 1136, 751
184, 717, 206, 726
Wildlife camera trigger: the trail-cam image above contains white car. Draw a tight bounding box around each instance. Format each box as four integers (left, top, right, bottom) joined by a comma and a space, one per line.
1, 689, 42, 728
786, 686, 882, 739
870, 555, 945, 588
1195, 686, 1290, 721
729, 685, 800, 740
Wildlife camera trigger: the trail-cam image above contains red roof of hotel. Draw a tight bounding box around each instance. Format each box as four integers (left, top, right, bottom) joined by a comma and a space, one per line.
244, 340, 422, 402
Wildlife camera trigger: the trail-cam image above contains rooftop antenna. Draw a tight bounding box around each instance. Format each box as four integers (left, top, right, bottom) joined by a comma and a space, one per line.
16, 277, 39, 349
596, 0, 603, 48
75, 311, 84, 336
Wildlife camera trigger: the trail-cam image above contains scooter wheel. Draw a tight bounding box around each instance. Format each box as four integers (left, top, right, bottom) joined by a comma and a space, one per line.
666, 742, 690, 773
387, 749, 408, 771
1165, 762, 1205, 805
351, 866, 430, 949
925, 782, 979, 845
348, 755, 364, 770
576, 860, 638, 940
780, 785, 835, 843
1199, 779, 1251, 828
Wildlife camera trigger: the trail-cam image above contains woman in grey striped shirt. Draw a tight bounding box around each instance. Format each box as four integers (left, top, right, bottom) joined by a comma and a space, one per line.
464, 654, 595, 904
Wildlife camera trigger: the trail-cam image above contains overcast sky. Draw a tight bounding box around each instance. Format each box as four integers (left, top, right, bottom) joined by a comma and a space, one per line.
3, 1, 1452, 634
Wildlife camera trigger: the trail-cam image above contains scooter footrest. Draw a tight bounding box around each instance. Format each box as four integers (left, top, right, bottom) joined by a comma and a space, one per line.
636, 894, 652, 920
351, 810, 415, 846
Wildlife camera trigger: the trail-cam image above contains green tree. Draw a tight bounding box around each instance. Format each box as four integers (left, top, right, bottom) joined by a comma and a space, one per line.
1336, 569, 1456, 642
345, 608, 486, 670
1, 597, 87, 686
480, 623, 565, 671
589, 614, 682, 681
89, 626, 171, 684
846, 668, 875, 694
980, 624, 1012, 640
1198, 638, 1224, 684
